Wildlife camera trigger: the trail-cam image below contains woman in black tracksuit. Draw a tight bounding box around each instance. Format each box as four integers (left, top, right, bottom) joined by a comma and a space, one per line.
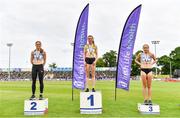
30, 41, 46, 100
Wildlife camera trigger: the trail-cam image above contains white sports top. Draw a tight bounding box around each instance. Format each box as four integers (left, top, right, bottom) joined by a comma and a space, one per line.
32, 50, 45, 65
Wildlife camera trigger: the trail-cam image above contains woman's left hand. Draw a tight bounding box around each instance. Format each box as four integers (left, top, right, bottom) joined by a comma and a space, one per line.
151, 61, 156, 65
93, 61, 96, 66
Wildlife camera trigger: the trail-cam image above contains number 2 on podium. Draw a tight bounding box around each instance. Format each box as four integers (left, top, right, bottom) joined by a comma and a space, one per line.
87, 95, 94, 106
30, 102, 37, 110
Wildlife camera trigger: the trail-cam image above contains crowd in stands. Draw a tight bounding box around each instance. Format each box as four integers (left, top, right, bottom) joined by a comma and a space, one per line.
0, 71, 31, 80
0, 71, 116, 81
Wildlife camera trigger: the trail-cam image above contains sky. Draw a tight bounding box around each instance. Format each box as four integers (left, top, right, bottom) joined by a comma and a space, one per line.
0, 0, 180, 68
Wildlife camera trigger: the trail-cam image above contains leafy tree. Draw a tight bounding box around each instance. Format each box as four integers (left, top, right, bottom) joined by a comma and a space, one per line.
170, 46, 180, 70
158, 55, 171, 74
96, 58, 106, 67
102, 50, 117, 67
49, 63, 57, 71
157, 46, 180, 74
152, 67, 161, 74
131, 50, 142, 76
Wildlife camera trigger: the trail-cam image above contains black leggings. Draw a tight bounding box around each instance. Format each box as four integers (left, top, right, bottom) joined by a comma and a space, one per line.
32, 64, 44, 94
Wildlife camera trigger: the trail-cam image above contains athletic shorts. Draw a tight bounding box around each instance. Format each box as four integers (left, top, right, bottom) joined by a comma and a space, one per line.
141, 68, 152, 75
85, 57, 95, 65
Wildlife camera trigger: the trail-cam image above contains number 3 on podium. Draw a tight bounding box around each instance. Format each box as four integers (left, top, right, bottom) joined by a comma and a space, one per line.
87, 95, 94, 106
30, 102, 37, 110
149, 106, 153, 112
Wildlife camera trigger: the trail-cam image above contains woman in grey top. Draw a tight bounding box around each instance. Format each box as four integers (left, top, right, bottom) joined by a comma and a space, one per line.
135, 44, 156, 105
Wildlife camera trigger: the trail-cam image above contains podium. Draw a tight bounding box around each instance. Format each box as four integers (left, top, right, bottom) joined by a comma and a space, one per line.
80, 91, 102, 114
138, 103, 160, 114
24, 98, 48, 115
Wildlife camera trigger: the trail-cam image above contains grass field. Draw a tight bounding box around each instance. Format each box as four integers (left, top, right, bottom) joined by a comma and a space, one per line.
0, 80, 180, 117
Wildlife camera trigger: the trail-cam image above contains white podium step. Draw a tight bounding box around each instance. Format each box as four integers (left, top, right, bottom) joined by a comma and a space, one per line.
80, 91, 102, 114
24, 98, 48, 115
138, 103, 160, 114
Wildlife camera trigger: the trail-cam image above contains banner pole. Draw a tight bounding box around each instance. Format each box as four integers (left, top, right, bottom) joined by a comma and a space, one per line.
72, 81, 74, 101
115, 84, 117, 101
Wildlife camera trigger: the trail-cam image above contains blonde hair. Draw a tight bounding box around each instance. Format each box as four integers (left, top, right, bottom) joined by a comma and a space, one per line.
143, 44, 149, 48
142, 44, 154, 57
88, 35, 95, 45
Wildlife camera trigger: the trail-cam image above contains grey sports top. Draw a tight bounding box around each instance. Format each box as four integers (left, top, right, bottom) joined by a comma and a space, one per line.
32, 50, 44, 64
140, 53, 152, 63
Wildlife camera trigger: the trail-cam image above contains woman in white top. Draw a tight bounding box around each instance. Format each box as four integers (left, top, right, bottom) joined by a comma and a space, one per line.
30, 41, 46, 100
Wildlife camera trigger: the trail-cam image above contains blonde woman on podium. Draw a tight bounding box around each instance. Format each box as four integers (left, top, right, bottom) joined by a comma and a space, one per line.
135, 44, 156, 105
84, 35, 98, 92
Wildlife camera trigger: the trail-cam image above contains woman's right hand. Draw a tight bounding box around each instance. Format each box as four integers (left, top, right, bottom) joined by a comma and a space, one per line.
92, 62, 96, 66
137, 62, 141, 67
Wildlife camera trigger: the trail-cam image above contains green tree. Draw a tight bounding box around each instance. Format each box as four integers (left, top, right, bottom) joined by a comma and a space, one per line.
157, 55, 171, 74
131, 50, 142, 76
96, 58, 106, 67
152, 67, 161, 74
102, 50, 117, 67
49, 63, 57, 71
157, 46, 180, 75
170, 46, 180, 70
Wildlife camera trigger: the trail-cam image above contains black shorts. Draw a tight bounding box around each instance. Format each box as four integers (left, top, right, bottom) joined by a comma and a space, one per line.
141, 68, 152, 75
85, 57, 95, 65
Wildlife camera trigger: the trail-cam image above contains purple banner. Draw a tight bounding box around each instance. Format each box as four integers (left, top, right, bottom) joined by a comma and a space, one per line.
116, 5, 142, 90
72, 4, 89, 90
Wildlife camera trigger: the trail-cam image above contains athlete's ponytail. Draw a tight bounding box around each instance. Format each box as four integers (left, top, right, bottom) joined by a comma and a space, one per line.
40, 48, 44, 53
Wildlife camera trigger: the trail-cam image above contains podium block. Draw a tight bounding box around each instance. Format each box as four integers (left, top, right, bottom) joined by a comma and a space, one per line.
24, 98, 48, 115
80, 91, 102, 114
138, 103, 160, 114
